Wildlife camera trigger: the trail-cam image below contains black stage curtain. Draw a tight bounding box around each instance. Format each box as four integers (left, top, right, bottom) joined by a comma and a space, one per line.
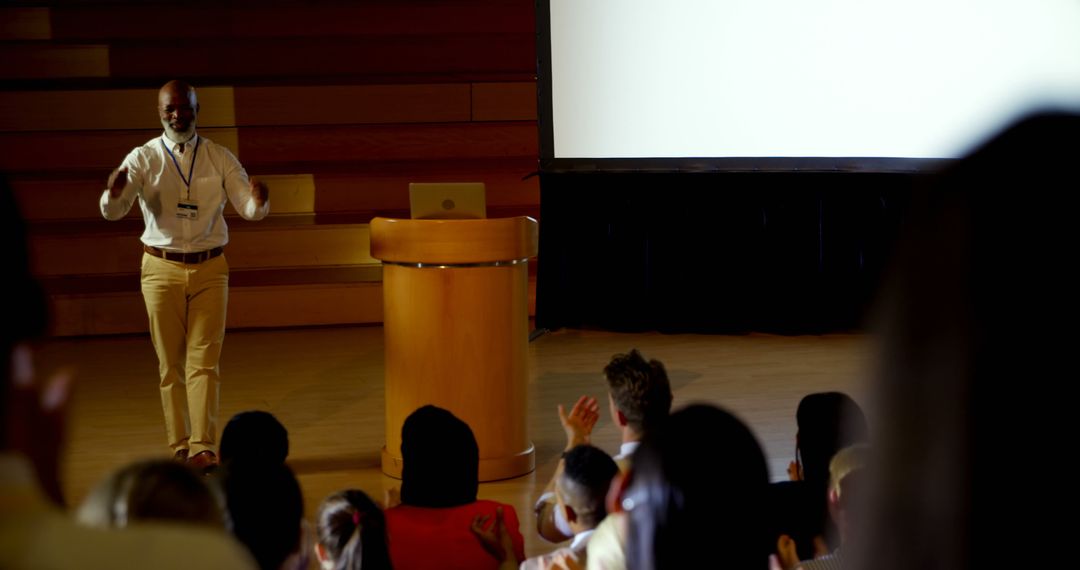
535, 171, 918, 334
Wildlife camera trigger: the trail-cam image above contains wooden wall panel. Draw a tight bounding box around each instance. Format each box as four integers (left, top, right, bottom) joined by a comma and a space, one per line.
239, 123, 537, 166
234, 84, 471, 127
313, 169, 539, 213
0, 127, 239, 171
0, 87, 235, 131
473, 82, 537, 121
0, 82, 528, 132
12, 177, 137, 222
12, 172, 313, 221
29, 221, 374, 276
108, 36, 534, 80
224, 174, 315, 216
48, 2, 534, 40
0, 44, 108, 79
0, 8, 51, 40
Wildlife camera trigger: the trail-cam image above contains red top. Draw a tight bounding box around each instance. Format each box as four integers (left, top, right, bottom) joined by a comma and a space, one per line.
385, 500, 527, 570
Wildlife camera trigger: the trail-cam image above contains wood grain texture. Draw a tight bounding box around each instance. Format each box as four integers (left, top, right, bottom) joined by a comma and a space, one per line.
381, 263, 533, 480
48, 2, 534, 40
0, 7, 51, 40
107, 36, 533, 80
472, 81, 537, 121
370, 216, 538, 265
238, 122, 538, 166
28, 217, 373, 276
311, 161, 539, 213
234, 84, 472, 126
0, 87, 235, 132
0, 127, 239, 172
0, 44, 108, 79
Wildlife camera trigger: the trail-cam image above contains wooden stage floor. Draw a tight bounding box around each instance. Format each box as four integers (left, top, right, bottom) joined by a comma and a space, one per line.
36, 325, 873, 559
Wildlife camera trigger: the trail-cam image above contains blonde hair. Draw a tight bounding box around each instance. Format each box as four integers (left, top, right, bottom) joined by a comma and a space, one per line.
829, 444, 870, 497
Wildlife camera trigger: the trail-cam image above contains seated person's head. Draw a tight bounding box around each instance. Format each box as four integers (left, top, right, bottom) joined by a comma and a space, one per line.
221, 463, 305, 570
556, 445, 619, 534
400, 405, 478, 508
827, 444, 869, 544
861, 112, 1080, 570
219, 410, 289, 467
315, 489, 392, 570
603, 349, 673, 439
77, 459, 223, 528
620, 403, 770, 570
795, 391, 868, 487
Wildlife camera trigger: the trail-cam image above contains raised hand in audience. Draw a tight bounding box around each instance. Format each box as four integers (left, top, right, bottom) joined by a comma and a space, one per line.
470, 506, 520, 570
6, 344, 73, 507
787, 459, 801, 481
558, 395, 600, 449
384, 486, 401, 509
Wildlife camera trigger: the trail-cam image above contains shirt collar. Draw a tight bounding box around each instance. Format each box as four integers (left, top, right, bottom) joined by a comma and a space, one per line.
161, 132, 199, 155
615, 441, 640, 461
570, 528, 596, 550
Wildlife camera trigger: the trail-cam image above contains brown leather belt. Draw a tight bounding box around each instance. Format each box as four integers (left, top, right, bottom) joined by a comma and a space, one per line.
143, 244, 224, 264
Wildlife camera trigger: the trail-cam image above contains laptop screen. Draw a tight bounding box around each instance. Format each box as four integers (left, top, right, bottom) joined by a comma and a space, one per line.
408, 182, 487, 220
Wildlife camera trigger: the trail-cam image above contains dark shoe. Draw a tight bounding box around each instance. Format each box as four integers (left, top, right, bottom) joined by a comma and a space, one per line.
173, 448, 190, 462
188, 450, 219, 474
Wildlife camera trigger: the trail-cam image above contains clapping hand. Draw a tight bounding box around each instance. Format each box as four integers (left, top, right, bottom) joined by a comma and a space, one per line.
470, 506, 519, 570
558, 395, 600, 449
6, 344, 73, 507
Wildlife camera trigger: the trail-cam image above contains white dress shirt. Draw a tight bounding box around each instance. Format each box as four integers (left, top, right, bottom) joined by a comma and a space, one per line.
612, 441, 640, 464
100, 133, 269, 251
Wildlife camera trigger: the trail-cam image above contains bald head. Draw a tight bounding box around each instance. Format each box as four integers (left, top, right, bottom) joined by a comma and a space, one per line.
158, 80, 199, 143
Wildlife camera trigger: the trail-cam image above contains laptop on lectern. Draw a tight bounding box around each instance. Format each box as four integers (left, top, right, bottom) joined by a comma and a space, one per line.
408, 182, 487, 220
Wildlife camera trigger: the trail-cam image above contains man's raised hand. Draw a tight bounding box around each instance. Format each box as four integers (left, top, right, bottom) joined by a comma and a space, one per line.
107, 167, 128, 198
250, 176, 268, 207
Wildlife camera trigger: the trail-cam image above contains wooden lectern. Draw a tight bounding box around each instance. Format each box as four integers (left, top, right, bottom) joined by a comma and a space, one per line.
370, 216, 538, 481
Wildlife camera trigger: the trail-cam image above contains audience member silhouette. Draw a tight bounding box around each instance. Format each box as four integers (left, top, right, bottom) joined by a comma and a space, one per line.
774, 391, 868, 554
77, 459, 224, 528
221, 463, 305, 570
859, 111, 1080, 570
219, 409, 290, 468
537, 349, 673, 544
385, 405, 525, 569
521, 445, 618, 570
797, 444, 869, 570
615, 403, 771, 570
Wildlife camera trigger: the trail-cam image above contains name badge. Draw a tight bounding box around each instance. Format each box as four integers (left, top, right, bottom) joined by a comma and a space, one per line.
176, 199, 199, 220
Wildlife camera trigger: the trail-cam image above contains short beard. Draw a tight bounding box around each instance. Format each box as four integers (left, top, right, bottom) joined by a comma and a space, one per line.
161, 118, 196, 144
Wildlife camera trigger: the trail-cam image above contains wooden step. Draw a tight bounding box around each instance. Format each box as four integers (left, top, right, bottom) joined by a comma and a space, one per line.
28, 214, 376, 276
10, 173, 315, 222
0, 82, 535, 132
0, 35, 533, 84
43, 268, 537, 337
44, 265, 385, 337
44, 2, 535, 41
0, 122, 536, 173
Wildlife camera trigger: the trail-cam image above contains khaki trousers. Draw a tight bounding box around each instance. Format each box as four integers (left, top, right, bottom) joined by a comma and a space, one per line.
140, 252, 229, 456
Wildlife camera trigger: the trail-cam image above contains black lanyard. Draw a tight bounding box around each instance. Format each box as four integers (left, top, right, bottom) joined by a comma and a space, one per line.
161, 136, 200, 198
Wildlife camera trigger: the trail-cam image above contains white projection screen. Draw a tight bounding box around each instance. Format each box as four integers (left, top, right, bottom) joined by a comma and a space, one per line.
540, 0, 1080, 168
